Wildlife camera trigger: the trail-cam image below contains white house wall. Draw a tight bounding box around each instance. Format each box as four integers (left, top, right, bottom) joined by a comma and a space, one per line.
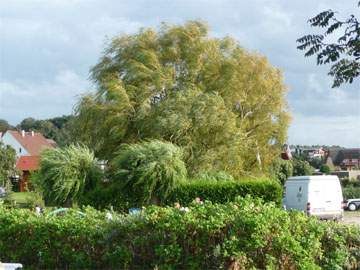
1, 132, 29, 157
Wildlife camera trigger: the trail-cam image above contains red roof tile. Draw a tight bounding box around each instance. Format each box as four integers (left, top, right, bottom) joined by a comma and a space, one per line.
16, 156, 40, 171
9, 130, 54, 155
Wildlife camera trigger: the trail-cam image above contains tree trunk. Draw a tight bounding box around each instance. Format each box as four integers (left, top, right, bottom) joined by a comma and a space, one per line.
150, 196, 160, 206
63, 198, 73, 208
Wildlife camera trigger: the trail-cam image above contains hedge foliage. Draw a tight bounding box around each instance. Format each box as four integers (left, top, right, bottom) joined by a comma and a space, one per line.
343, 186, 360, 200
167, 178, 283, 206
79, 178, 283, 211
341, 179, 360, 200
0, 197, 359, 269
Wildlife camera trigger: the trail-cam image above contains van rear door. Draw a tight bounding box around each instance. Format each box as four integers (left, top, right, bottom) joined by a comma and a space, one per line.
309, 180, 342, 213
308, 182, 327, 213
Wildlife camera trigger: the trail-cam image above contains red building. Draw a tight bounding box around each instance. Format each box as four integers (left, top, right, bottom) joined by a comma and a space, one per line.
1, 130, 55, 191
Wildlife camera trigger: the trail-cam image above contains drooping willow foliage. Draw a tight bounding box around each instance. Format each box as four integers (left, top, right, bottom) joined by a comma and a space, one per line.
111, 140, 187, 204
74, 21, 290, 178
33, 144, 101, 205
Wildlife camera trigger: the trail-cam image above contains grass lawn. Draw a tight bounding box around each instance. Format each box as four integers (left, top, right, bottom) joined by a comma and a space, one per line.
344, 210, 360, 218
9, 192, 36, 204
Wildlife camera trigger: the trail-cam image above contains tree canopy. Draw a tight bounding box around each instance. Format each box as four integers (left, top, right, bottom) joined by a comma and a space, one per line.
292, 159, 315, 177
269, 158, 293, 185
17, 116, 74, 146
297, 1, 360, 87
0, 119, 12, 133
74, 21, 290, 178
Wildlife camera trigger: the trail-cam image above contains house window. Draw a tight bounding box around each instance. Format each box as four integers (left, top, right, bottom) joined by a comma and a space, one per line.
19, 148, 22, 153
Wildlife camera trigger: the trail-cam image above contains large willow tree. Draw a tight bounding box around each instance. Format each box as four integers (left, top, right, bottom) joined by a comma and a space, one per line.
74, 21, 290, 177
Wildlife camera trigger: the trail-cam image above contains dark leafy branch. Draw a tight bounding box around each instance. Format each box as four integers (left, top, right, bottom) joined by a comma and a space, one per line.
297, 1, 360, 87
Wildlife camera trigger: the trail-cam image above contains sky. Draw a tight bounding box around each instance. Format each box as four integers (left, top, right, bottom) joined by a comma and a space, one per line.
0, 0, 359, 147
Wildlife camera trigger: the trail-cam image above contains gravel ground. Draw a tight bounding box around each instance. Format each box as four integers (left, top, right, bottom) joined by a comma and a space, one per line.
343, 211, 360, 226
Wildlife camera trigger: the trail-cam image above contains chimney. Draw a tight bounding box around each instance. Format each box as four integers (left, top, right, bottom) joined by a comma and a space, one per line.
31, 131, 34, 137
21, 130, 25, 137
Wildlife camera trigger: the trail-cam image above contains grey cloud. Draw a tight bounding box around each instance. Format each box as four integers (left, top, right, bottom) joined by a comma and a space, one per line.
0, 70, 90, 123
289, 114, 360, 147
0, 0, 359, 146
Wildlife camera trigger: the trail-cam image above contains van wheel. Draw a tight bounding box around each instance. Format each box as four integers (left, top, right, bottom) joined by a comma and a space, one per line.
348, 203, 357, 211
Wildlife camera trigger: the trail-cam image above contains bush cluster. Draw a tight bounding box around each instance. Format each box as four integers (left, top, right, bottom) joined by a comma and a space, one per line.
79, 178, 282, 211
167, 178, 283, 206
341, 178, 360, 188
343, 186, 360, 200
79, 183, 132, 212
341, 178, 360, 200
0, 198, 359, 270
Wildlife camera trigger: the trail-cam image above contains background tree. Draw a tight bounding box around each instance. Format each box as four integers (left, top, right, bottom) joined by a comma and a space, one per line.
269, 158, 293, 185
308, 157, 324, 170
32, 144, 101, 206
320, 164, 331, 174
292, 159, 315, 176
0, 119, 13, 133
0, 142, 16, 188
74, 21, 290, 178
111, 140, 187, 205
17, 115, 75, 146
297, 1, 360, 87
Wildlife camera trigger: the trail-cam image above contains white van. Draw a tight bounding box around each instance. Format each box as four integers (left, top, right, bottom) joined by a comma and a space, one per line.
283, 175, 344, 220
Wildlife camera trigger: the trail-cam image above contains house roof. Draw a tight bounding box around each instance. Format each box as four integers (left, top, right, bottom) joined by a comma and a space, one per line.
46, 138, 57, 147
16, 156, 40, 171
8, 130, 54, 155
327, 148, 360, 166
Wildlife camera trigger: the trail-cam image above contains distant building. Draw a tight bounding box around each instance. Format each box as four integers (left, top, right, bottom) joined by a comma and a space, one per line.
1, 130, 55, 191
331, 170, 360, 181
326, 148, 360, 171
293, 146, 326, 159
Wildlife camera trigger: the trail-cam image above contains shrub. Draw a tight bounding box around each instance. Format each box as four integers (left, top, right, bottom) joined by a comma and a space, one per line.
320, 164, 331, 174
32, 144, 102, 206
292, 158, 315, 176
79, 183, 133, 212
0, 198, 359, 269
167, 178, 283, 206
343, 186, 360, 200
0, 142, 16, 189
194, 171, 234, 181
341, 178, 360, 188
80, 178, 283, 211
269, 158, 293, 184
111, 140, 187, 205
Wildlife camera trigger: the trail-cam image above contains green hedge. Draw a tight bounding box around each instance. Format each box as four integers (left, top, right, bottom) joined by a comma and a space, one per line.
167, 178, 282, 206
0, 198, 359, 269
79, 183, 131, 211
80, 178, 283, 211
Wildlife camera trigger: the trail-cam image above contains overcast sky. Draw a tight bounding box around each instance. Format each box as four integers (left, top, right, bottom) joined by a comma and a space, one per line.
0, 0, 359, 147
